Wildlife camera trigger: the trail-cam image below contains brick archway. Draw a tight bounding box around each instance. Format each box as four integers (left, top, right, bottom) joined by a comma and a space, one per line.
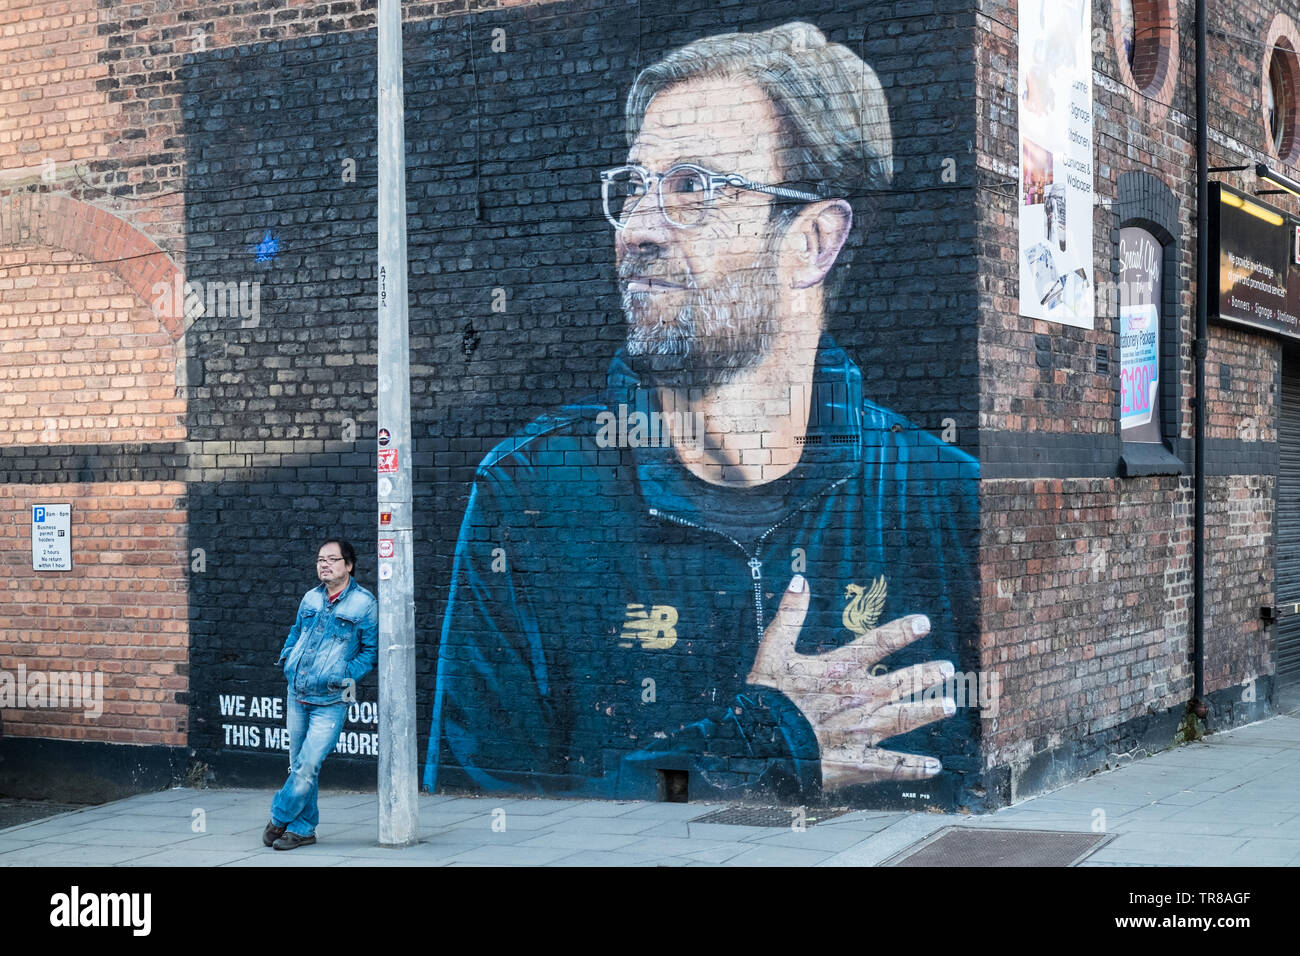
0, 192, 183, 341
0, 192, 190, 751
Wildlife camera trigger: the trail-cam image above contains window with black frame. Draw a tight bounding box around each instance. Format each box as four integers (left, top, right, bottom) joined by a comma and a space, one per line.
1114, 170, 1185, 476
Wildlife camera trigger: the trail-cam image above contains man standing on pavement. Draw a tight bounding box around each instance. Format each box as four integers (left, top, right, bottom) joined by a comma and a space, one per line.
264, 538, 377, 850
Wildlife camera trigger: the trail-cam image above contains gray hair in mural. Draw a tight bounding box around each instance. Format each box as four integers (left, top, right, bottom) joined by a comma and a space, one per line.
623, 23, 893, 328
626, 23, 894, 200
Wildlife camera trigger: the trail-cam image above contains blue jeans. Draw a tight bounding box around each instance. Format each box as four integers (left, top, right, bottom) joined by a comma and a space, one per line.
270, 696, 348, 837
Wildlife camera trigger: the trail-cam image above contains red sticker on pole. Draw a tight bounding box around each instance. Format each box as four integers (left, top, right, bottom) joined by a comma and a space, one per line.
378, 449, 398, 473
378, 538, 395, 559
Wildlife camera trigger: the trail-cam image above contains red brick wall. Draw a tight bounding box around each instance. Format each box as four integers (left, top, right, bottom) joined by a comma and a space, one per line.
1202, 5, 1288, 704
0, 213, 189, 747
0, 246, 184, 447
1207, 325, 1278, 443
980, 477, 1194, 769
0, 0, 493, 758
0, 0, 123, 180
0, 0, 504, 255
0, 225, 188, 746
976, 0, 1283, 790
1, 0, 1290, 787
0, 0, 529, 760
0, 483, 188, 745
1203, 475, 1275, 693
1, 0, 189, 748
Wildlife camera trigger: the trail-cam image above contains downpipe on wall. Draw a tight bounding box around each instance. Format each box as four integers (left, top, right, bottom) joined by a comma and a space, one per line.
1191, 0, 1208, 721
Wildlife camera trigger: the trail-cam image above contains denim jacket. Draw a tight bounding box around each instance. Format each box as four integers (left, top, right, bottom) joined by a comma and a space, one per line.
278, 577, 378, 705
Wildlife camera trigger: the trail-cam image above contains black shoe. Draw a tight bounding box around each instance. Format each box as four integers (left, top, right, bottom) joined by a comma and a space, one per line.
263, 820, 287, 847
273, 832, 317, 851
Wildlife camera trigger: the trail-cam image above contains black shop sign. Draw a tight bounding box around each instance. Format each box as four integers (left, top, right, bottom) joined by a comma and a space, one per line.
1210, 182, 1300, 340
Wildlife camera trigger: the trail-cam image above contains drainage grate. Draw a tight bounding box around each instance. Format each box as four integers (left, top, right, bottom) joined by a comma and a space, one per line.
886, 828, 1112, 867
691, 806, 852, 827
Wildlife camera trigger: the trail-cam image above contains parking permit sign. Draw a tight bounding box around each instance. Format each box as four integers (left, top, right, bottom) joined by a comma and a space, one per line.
32, 503, 72, 571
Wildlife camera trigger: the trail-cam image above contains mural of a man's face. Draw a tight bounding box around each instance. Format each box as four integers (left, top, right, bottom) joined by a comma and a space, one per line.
617, 76, 796, 388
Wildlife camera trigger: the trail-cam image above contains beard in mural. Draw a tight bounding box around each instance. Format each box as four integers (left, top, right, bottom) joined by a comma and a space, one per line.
426, 21, 981, 804
619, 237, 782, 390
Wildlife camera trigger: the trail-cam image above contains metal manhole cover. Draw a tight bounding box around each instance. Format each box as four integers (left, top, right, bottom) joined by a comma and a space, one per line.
886, 828, 1112, 867
691, 806, 852, 827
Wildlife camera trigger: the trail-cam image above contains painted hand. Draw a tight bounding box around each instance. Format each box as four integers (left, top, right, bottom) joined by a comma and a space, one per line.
746, 574, 955, 792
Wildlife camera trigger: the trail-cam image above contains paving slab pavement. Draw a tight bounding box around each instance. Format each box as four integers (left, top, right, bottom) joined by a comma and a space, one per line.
1, 712, 1297, 866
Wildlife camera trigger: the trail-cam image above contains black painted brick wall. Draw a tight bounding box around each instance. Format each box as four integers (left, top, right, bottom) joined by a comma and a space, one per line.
180, 0, 981, 786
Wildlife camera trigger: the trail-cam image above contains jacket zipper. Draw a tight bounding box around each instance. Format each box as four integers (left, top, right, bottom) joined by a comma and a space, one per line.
648, 475, 849, 640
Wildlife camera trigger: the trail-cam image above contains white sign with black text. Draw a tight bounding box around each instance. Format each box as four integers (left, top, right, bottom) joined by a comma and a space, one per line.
32, 503, 72, 571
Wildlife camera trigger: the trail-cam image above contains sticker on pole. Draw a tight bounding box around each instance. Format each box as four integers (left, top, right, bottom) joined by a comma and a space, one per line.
378, 538, 395, 559
378, 449, 398, 473
378, 428, 391, 447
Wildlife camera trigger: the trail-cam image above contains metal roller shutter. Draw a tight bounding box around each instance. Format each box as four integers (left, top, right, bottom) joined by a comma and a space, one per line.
1275, 354, 1300, 691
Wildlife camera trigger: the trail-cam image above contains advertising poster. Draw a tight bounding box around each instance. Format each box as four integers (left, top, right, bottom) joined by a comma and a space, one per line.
1119, 227, 1161, 440
1018, 0, 1095, 327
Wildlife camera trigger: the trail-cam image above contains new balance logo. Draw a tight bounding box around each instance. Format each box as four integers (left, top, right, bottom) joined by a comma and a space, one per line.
618, 604, 678, 649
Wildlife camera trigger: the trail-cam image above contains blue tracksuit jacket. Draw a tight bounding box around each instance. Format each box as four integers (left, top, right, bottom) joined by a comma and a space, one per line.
425, 336, 981, 803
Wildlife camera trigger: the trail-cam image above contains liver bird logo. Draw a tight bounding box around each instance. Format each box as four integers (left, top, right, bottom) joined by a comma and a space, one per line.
843, 577, 887, 636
